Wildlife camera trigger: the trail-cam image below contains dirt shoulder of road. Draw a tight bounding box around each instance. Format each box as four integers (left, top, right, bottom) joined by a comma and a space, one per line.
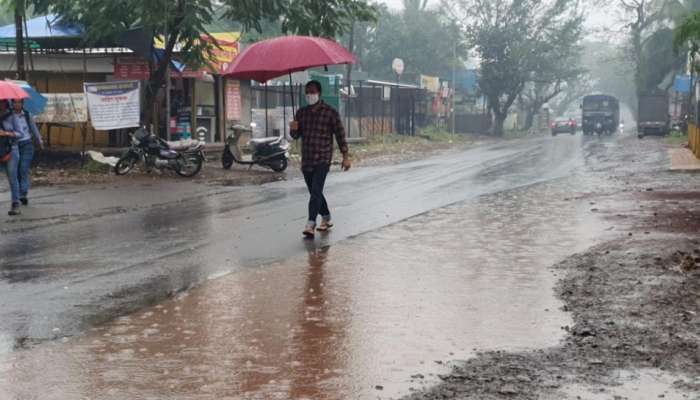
31, 131, 488, 188
405, 138, 700, 399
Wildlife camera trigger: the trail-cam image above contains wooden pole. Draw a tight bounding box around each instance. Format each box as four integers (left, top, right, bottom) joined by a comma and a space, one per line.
81, 123, 87, 166
14, 0, 25, 80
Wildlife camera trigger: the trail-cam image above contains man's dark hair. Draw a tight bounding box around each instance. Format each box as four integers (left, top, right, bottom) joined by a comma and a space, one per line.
306, 80, 323, 94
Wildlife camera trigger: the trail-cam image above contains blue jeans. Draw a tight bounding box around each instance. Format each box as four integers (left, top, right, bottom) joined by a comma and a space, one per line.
17, 140, 34, 198
1, 144, 20, 204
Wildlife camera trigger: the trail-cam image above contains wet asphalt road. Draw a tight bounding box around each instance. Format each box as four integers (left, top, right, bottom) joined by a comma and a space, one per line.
1, 134, 587, 347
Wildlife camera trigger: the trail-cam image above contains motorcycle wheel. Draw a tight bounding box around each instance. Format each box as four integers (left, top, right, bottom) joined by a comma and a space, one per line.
222, 147, 234, 170
176, 154, 203, 177
270, 157, 288, 173
114, 153, 138, 175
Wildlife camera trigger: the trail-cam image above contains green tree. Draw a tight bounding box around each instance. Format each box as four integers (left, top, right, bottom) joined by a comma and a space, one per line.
448, 0, 584, 135
673, 6, 700, 57
618, 0, 700, 100
0, 6, 14, 26
28, 0, 377, 125
673, 7, 700, 103
358, 1, 465, 82
518, 9, 584, 131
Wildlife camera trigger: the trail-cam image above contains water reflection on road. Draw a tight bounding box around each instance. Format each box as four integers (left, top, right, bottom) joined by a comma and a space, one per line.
0, 178, 608, 400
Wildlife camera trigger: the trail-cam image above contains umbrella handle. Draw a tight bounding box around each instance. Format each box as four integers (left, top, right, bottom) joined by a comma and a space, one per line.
289, 72, 296, 117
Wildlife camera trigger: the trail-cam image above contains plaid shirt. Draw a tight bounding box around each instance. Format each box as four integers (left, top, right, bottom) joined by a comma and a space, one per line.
291, 101, 349, 168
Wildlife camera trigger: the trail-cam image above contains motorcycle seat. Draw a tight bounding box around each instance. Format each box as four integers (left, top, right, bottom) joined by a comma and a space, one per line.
167, 139, 200, 151
249, 137, 280, 145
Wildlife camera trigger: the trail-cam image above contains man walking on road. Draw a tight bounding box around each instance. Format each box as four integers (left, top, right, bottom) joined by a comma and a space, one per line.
290, 80, 351, 238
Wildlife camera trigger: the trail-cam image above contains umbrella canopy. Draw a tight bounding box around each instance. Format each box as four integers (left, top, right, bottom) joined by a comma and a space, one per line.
0, 81, 29, 100
11, 81, 47, 115
222, 35, 356, 83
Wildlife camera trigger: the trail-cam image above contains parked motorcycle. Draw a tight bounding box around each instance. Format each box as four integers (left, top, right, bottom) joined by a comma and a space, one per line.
114, 127, 204, 177
222, 123, 289, 172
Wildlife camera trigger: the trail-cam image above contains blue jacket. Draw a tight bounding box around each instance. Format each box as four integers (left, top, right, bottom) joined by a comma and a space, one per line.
6, 110, 42, 145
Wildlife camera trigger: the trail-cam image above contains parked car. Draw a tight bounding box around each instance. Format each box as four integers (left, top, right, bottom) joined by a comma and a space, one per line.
551, 118, 577, 135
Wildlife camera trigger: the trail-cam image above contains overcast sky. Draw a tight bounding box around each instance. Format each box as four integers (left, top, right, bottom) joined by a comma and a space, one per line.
378, 0, 623, 37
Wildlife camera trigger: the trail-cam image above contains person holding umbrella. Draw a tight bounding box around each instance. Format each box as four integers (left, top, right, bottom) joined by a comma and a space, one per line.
222, 36, 358, 237
0, 100, 21, 215
0, 81, 31, 216
8, 98, 43, 207
290, 80, 351, 238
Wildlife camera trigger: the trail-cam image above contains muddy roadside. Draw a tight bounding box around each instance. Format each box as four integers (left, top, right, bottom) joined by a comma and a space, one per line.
30, 132, 486, 188
404, 137, 700, 400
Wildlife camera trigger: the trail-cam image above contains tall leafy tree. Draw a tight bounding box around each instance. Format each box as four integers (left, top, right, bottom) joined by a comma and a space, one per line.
617, 0, 700, 100
673, 5, 700, 105
27, 0, 377, 125
518, 8, 584, 130
447, 0, 584, 135
358, 1, 466, 82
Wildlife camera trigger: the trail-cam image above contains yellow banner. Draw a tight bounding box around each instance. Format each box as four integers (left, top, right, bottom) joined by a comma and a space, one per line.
420, 75, 440, 93
154, 32, 241, 73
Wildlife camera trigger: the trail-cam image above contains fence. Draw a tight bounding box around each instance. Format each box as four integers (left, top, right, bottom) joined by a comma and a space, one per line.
344, 81, 428, 137
689, 123, 700, 159
455, 114, 491, 134
250, 80, 430, 139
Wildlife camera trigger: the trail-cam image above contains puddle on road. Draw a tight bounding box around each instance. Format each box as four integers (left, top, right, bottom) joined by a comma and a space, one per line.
0, 179, 609, 400
554, 369, 696, 400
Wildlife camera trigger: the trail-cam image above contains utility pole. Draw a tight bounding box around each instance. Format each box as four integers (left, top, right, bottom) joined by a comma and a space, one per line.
15, 0, 26, 80
346, 21, 355, 138
165, 3, 171, 140
451, 34, 457, 136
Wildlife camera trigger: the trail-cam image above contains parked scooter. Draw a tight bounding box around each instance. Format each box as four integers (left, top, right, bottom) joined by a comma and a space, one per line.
114, 127, 204, 177
222, 123, 289, 172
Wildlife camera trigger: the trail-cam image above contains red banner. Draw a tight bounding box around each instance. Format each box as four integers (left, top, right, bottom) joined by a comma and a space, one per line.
114, 57, 150, 80
226, 80, 242, 121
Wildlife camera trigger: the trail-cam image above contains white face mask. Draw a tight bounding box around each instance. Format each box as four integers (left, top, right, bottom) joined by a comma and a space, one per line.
306, 94, 320, 105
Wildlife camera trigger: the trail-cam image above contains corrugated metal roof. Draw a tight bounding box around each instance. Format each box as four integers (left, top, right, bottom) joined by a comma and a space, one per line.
0, 14, 83, 39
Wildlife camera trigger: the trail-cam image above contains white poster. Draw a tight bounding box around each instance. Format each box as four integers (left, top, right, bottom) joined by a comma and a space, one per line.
83, 81, 140, 130
35, 93, 88, 124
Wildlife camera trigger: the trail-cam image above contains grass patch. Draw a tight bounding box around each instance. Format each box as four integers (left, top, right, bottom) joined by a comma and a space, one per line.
81, 159, 112, 174
664, 130, 688, 146
289, 128, 471, 164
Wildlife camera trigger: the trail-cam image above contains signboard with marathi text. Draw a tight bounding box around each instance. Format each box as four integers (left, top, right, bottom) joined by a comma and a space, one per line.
35, 93, 88, 124
84, 81, 141, 130
420, 75, 440, 93
114, 56, 150, 80
225, 80, 242, 121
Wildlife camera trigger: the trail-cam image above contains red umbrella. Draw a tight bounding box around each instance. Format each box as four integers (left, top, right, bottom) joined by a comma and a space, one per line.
223, 36, 356, 134
223, 35, 356, 83
0, 80, 29, 100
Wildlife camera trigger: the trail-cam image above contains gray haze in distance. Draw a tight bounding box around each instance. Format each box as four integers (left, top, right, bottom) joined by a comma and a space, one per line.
379, 0, 621, 35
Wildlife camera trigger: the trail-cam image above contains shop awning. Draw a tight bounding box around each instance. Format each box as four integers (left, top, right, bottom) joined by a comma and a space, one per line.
0, 14, 88, 51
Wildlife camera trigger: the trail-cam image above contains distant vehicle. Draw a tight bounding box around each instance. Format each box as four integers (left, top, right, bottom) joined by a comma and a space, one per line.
550, 118, 577, 135
582, 95, 620, 135
637, 94, 670, 138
